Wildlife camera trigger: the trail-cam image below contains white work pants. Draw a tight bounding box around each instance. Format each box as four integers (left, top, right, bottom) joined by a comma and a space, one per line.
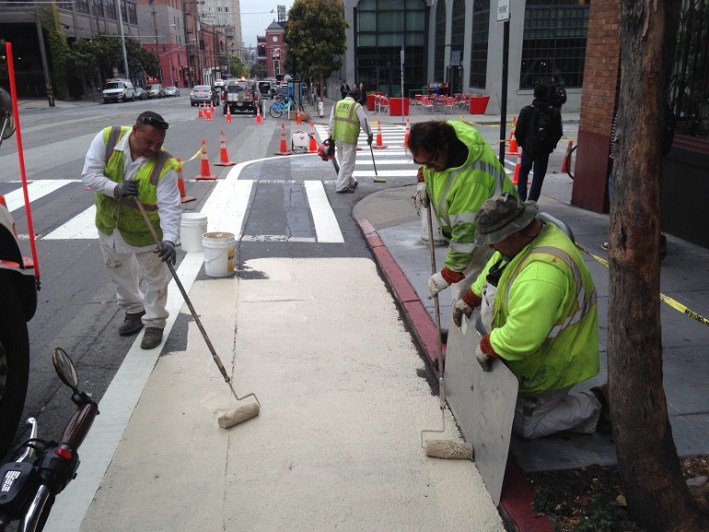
99, 230, 169, 329
513, 387, 602, 439
335, 140, 358, 191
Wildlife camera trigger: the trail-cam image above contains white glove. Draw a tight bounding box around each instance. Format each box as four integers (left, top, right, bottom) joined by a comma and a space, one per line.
452, 297, 473, 327
416, 182, 429, 208
427, 272, 450, 297
475, 343, 493, 372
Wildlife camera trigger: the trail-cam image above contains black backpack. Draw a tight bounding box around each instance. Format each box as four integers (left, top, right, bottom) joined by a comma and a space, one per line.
527, 104, 559, 153
550, 83, 567, 107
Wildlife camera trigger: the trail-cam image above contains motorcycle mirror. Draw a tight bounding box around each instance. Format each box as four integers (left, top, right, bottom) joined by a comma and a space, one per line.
52, 347, 79, 390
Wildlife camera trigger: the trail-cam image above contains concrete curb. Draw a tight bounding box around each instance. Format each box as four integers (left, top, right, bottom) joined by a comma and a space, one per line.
356, 216, 554, 532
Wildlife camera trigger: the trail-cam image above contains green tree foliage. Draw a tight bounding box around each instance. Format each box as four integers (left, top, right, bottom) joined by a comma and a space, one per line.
40, 6, 71, 98
228, 55, 249, 78
72, 36, 158, 83
250, 62, 266, 79
285, 0, 348, 97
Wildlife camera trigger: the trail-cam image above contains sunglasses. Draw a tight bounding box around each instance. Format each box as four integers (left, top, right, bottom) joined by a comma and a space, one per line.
413, 151, 438, 165
138, 115, 169, 130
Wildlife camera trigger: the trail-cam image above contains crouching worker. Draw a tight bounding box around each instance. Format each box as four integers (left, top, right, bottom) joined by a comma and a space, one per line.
453, 193, 609, 439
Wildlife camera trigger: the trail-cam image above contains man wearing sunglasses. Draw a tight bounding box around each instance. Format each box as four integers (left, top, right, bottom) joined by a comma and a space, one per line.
81, 111, 181, 350
408, 120, 518, 302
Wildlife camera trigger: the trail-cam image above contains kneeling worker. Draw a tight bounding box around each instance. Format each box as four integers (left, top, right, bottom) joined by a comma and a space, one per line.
454, 194, 609, 439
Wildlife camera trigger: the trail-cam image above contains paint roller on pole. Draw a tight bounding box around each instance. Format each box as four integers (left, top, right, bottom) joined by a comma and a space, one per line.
132, 194, 260, 429
366, 119, 386, 184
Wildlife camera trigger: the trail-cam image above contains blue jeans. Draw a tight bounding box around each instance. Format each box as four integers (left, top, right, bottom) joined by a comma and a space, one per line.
517, 149, 550, 202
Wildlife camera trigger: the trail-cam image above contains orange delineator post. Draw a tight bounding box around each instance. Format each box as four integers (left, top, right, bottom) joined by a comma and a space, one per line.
512, 153, 521, 185
561, 140, 573, 173
176, 159, 195, 203
296, 111, 302, 125
275, 123, 293, 156
198, 104, 204, 119
308, 122, 318, 153
372, 122, 387, 149
403, 118, 410, 149
214, 130, 236, 167
255, 105, 263, 125
195, 140, 217, 180
225, 107, 232, 123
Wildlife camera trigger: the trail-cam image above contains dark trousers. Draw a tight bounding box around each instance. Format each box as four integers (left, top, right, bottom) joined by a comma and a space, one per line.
518, 149, 550, 202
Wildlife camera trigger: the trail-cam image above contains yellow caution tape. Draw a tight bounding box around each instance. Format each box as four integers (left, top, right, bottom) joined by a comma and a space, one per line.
575, 242, 709, 327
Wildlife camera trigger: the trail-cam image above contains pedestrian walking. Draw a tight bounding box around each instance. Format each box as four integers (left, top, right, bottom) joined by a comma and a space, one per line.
340, 80, 350, 99
81, 111, 181, 350
408, 120, 518, 301
514, 84, 563, 201
328, 88, 373, 193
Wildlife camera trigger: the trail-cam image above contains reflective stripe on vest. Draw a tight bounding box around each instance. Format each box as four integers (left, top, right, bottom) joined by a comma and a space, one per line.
504, 246, 596, 339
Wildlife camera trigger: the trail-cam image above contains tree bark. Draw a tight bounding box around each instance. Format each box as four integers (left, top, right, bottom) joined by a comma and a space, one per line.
611, 1, 709, 529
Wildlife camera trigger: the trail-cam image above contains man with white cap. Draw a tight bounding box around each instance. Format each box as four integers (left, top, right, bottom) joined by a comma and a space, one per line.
453, 193, 609, 439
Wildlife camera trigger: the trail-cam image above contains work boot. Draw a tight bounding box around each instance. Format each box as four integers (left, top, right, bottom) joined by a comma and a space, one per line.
118, 311, 145, 336
140, 327, 164, 350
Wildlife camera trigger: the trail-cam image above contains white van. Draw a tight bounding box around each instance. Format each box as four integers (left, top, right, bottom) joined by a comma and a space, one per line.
103, 79, 135, 103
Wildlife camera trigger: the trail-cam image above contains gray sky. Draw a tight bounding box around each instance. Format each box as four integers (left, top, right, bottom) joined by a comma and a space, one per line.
239, 1, 294, 49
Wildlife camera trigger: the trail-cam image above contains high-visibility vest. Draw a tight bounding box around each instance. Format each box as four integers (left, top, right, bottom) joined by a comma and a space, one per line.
332, 97, 362, 144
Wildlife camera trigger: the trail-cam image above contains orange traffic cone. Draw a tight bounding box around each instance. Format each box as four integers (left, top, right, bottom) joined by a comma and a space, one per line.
506, 116, 519, 155
176, 159, 195, 203
512, 152, 522, 185
275, 123, 292, 156
214, 130, 236, 167
296, 111, 302, 125
561, 140, 573, 173
198, 104, 204, 119
255, 105, 263, 125
403, 118, 410, 149
205, 106, 212, 121
308, 122, 318, 153
195, 140, 217, 180
225, 107, 232, 123
373, 122, 387, 149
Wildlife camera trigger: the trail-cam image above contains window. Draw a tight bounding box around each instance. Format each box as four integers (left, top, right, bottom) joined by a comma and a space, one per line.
469, 0, 489, 89
670, 0, 709, 141
519, 0, 590, 89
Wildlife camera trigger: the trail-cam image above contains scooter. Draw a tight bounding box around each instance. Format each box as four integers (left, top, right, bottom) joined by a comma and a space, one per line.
0, 87, 39, 462
0, 348, 98, 531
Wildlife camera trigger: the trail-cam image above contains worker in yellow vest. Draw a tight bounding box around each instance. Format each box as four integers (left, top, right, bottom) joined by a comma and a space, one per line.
455, 194, 609, 438
81, 111, 180, 350
328, 88, 373, 193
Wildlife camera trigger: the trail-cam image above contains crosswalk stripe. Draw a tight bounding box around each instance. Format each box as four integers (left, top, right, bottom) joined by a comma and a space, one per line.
43, 205, 96, 240
304, 180, 344, 243
4, 180, 79, 212
353, 169, 418, 178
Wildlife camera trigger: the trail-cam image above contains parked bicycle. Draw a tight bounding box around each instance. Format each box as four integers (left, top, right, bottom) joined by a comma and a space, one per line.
0, 348, 99, 532
269, 95, 295, 118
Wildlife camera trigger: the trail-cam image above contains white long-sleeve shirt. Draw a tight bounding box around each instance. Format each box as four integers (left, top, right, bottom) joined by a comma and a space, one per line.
81, 128, 181, 244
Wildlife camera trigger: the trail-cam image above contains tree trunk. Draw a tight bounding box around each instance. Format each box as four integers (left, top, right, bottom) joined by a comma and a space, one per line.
611, 2, 709, 529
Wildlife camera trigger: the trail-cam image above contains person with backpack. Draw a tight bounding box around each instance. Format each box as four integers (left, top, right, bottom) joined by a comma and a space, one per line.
514, 84, 563, 201
549, 75, 567, 109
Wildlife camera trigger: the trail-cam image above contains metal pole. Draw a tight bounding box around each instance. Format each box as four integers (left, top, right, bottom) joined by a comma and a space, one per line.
498, 19, 509, 165
116, 0, 130, 80
35, 6, 55, 107
400, 45, 405, 123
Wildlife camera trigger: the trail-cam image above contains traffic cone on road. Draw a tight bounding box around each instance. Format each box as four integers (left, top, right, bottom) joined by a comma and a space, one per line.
403, 118, 410, 149
255, 105, 263, 125
296, 111, 302, 125
506, 116, 519, 155
308, 122, 318, 153
275, 123, 293, 156
195, 140, 217, 180
561, 140, 573, 173
512, 152, 521, 185
198, 104, 204, 119
214, 130, 236, 166
205, 106, 212, 121
225, 107, 232, 123
373, 122, 387, 149
176, 159, 195, 203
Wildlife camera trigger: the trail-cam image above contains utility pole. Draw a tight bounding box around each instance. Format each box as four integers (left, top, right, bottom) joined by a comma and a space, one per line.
497, 0, 510, 165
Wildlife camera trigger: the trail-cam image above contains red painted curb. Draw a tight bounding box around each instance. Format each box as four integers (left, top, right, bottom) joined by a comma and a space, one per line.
357, 217, 553, 532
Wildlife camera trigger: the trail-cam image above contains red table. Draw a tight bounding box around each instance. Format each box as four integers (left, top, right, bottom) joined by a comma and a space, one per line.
469, 96, 490, 114
389, 97, 410, 116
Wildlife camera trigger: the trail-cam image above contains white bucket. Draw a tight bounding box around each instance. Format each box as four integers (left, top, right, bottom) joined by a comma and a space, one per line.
181, 213, 208, 252
202, 231, 236, 278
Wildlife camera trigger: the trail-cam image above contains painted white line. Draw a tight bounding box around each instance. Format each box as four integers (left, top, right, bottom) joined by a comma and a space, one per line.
357, 159, 413, 165
43, 205, 96, 240
4, 179, 79, 212
208, 179, 254, 238
240, 235, 316, 243
353, 169, 418, 178
304, 180, 344, 243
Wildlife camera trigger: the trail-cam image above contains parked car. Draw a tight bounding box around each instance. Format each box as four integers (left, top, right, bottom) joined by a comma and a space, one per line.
223, 79, 257, 115
134, 87, 148, 100
190, 85, 212, 106
102, 79, 135, 103
146, 84, 165, 99
164, 86, 180, 97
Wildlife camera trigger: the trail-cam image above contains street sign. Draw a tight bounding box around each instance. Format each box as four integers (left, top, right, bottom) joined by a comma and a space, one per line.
497, 0, 510, 22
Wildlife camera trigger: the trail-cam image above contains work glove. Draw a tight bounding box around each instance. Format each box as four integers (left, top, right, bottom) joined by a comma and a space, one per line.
452, 288, 483, 326
475, 343, 493, 372
427, 267, 465, 298
115, 179, 139, 198
367, 133, 374, 145
157, 240, 176, 265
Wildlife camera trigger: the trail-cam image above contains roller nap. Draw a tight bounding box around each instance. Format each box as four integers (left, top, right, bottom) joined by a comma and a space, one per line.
425, 440, 474, 460
218, 403, 260, 429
